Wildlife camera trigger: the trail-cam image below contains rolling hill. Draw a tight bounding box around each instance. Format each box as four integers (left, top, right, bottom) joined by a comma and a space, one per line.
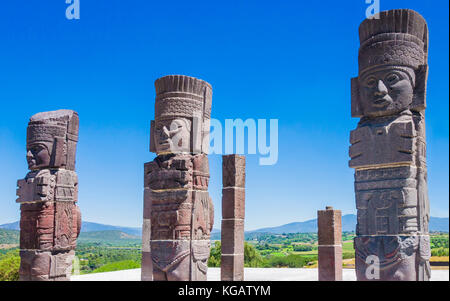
1, 215, 448, 241
248, 214, 449, 234
0, 229, 19, 245
0, 229, 141, 246
0, 221, 141, 236
250, 214, 358, 234
77, 230, 141, 244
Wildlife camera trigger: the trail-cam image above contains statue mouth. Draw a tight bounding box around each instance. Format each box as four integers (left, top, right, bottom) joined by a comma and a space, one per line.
158, 141, 171, 149
373, 97, 391, 107
27, 159, 36, 168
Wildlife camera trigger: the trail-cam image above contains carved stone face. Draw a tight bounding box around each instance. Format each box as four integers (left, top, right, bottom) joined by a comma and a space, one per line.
359, 67, 415, 117
154, 118, 191, 154
26, 142, 52, 170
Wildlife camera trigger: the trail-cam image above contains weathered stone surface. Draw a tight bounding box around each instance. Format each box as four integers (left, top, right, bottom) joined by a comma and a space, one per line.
349, 116, 416, 168
151, 240, 191, 281
354, 235, 430, 281
16, 110, 81, 281
25, 109, 79, 171
318, 207, 342, 246
317, 207, 342, 281
16, 169, 78, 204
222, 188, 245, 220
318, 246, 343, 281
141, 251, 153, 281
222, 155, 246, 188
221, 219, 245, 255
20, 202, 55, 250
221, 155, 246, 281
221, 254, 245, 281
19, 250, 75, 281
143, 75, 214, 281
350, 9, 430, 281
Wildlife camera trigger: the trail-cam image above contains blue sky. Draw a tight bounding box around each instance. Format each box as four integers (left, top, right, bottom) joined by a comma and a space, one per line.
0, 0, 448, 230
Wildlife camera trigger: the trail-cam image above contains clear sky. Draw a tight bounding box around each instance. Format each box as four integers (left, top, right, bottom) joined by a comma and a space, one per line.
0, 0, 448, 230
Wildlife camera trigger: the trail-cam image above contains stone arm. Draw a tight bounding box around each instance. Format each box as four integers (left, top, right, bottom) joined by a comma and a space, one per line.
16, 170, 55, 203
349, 120, 416, 168
209, 196, 214, 233
75, 205, 82, 238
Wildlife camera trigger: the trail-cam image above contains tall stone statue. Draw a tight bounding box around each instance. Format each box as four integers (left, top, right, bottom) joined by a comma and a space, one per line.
16, 110, 81, 281
349, 9, 431, 281
142, 75, 214, 281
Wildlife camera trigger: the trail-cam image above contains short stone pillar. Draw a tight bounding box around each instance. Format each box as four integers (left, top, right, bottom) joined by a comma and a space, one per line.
318, 206, 342, 281
16, 110, 81, 281
221, 155, 245, 281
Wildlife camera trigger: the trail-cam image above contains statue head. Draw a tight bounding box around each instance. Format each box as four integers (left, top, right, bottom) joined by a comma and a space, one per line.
352, 9, 428, 118
26, 110, 79, 171
154, 118, 192, 154
150, 75, 212, 155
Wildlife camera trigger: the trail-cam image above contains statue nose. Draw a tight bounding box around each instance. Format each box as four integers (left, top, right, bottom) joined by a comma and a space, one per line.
374, 80, 388, 96
161, 127, 170, 138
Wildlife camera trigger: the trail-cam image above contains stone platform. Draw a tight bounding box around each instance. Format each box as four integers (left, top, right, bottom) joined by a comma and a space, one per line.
71, 268, 449, 281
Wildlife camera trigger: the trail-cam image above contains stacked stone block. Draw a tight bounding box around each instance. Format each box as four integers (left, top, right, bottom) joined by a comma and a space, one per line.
142, 75, 214, 281
349, 9, 431, 281
318, 206, 342, 281
16, 110, 81, 281
221, 155, 245, 281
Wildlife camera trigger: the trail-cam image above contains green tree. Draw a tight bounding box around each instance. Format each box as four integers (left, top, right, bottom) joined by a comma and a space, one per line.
208, 241, 221, 267
244, 243, 265, 267
208, 241, 266, 267
0, 250, 20, 281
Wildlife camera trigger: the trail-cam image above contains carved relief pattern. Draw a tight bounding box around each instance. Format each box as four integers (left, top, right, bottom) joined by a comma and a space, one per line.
350, 9, 431, 281
143, 75, 213, 281
16, 110, 81, 281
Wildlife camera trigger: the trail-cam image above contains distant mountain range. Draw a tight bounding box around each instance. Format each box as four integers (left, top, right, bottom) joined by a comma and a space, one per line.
250, 214, 358, 234
0, 228, 140, 246
1, 215, 448, 237
248, 215, 449, 234
77, 230, 141, 244
0, 221, 142, 236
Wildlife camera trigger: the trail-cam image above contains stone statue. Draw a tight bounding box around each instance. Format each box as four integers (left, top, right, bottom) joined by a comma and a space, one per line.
349, 9, 431, 281
142, 75, 214, 281
16, 109, 81, 281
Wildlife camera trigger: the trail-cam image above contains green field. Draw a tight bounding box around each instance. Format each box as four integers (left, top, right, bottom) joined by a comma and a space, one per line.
0, 229, 448, 278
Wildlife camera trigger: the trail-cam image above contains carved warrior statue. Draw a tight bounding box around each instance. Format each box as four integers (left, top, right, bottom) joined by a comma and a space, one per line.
16, 110, 81, 281
349, 9, 431, 281
142, 75, 214, 281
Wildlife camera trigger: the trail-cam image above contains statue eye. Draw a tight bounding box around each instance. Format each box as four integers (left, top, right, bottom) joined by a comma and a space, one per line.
385, 73, 400, 85
31, 145, 43, 153
366, 77, 377, 88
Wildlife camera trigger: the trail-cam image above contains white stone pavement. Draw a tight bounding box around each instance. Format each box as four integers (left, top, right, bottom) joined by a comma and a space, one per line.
71, 268, 449, 281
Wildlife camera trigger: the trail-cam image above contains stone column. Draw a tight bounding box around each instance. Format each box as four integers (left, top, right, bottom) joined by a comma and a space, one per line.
16, 110, 81, 281
221, 155, 245, 281
318, 206, 342, 281
349, 9, 431, 281
142, 75, 214, 281
141, 188, 152, 281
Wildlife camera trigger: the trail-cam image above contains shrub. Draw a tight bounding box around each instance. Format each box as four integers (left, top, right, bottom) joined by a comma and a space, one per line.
266, 254, 317, 268
0, 250, 20, 281
208, 241, 221, 267
293, 245, 313, 252
208, 241, 266, 267
431, 248, 449, 257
